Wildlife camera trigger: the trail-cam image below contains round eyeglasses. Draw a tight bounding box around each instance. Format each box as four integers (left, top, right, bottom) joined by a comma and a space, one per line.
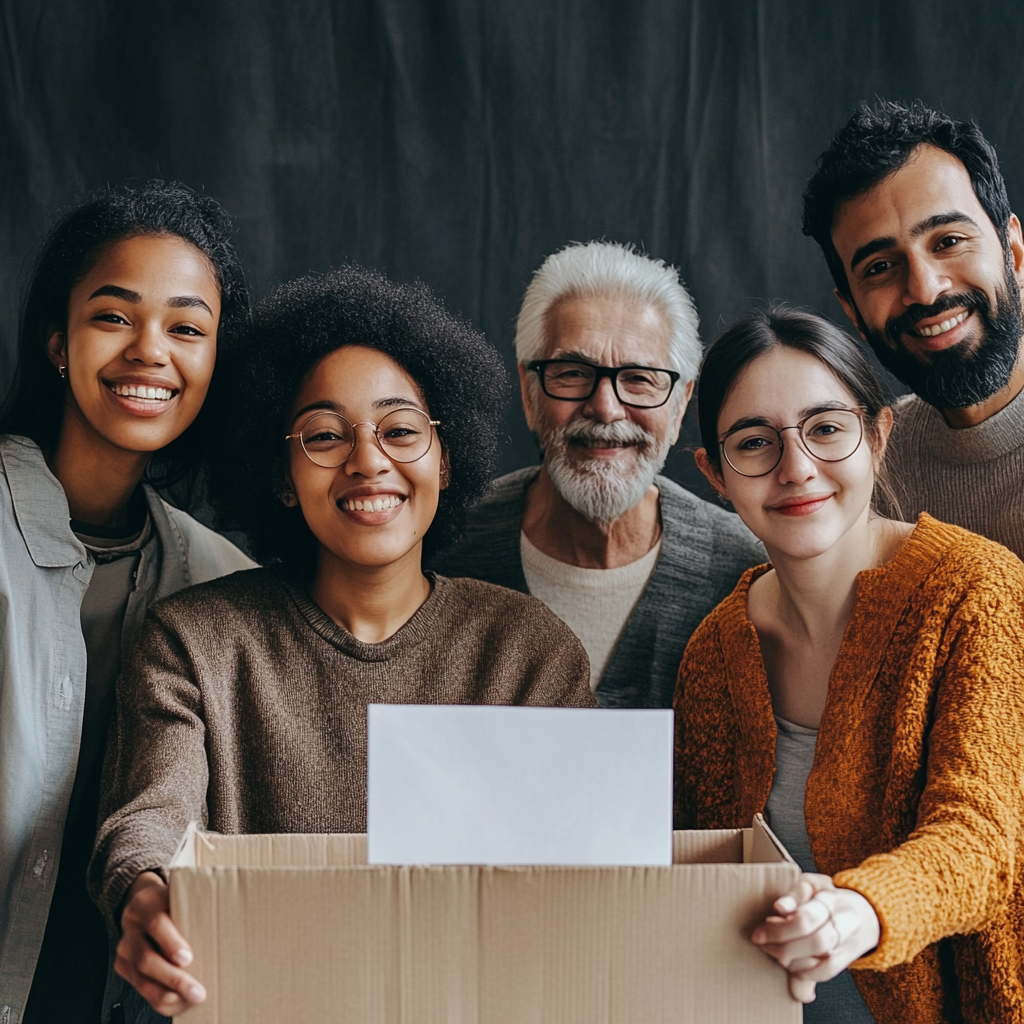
719, 408, 864, 478
527, 359, 681, 409
286, 408, 440, 467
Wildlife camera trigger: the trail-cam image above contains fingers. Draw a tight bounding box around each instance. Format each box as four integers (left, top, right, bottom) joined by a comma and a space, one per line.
117, 872, 206, 1015
753, 890, 831, 946
788, 974, 818, 1004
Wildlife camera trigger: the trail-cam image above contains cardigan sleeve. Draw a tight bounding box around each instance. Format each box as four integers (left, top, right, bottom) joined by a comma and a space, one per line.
674, 617, 744, 830
86, 608, 210, 932
836, 561, 1024, 970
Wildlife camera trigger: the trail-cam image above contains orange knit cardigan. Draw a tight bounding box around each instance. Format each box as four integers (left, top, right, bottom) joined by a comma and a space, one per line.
673, 514, 1024, 1024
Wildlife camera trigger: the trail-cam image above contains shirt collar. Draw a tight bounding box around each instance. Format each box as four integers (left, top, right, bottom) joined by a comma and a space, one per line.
1, 435, 86, 568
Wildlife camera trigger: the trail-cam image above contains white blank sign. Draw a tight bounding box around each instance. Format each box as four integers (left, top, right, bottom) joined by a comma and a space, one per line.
367, 704, 673, 866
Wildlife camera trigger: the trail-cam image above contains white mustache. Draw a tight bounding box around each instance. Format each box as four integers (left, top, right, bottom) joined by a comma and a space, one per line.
558, 419, 654, 449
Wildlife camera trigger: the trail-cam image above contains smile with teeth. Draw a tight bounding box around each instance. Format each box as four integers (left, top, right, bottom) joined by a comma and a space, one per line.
342, 495, 404, 512
914, 310, 969, 338
110, 383, 176, 401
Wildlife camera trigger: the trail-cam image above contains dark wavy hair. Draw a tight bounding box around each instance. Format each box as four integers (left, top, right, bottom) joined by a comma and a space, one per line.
803, 100, 1012, 300
0, 180, 250, 485
697, 305, 900, 513
207, 265, 508, 576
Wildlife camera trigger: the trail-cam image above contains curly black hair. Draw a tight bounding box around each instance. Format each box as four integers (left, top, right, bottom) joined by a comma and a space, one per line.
0, 180, 250, 485
207, 265, 508, 576
802, 100, 1011, 300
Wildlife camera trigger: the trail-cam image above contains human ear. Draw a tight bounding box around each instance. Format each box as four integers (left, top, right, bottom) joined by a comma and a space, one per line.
517, 364, 538, 433
694, 447, 729, 500
835, 290, 867, 342
669, 379, 694, 446
46, 329, 68, 371
870, 406, 894, 467
1006, 214, 1024, 289
439, 450, 451, 490
279, 470, 298, 507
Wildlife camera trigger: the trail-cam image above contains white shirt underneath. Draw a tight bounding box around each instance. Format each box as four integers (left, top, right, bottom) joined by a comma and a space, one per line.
520, 531, 661, 690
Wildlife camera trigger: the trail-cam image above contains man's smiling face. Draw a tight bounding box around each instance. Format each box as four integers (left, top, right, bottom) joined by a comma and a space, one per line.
831, 144, 1024, 410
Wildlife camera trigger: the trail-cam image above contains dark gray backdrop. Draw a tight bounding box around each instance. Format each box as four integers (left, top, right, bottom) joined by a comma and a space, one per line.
3, 0, 1023, 499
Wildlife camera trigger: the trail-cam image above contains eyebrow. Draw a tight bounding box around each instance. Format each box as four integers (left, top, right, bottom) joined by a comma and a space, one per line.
721, 403, 852, 435
87, 284, 213, 316
167, 295, 214, 315
290, 395, 425, 422
849, 210, 981, 272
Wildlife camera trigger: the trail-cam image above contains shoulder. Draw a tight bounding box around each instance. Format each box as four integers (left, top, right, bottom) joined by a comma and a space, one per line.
916, 514, 1024, 593
655, 476, 765, 560
467, 466, 538, 519
146, 567, 282, 631
436, 574, 575, 636
156, 497, 257, 580
682, 566, 761, 659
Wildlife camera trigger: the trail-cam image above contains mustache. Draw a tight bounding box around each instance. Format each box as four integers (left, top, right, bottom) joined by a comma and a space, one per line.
557, 418, 654, 449
885, 289, 989, 343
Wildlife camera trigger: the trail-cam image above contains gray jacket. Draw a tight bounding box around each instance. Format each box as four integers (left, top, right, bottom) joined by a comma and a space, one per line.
434, 467, 766, 709
0, 435, 254, 1024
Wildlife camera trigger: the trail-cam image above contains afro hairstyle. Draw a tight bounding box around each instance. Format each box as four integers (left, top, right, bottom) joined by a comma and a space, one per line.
207, 265, 508, 576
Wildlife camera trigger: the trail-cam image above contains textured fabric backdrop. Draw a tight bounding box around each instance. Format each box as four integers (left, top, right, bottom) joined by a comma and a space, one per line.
3, 0, 1024, 498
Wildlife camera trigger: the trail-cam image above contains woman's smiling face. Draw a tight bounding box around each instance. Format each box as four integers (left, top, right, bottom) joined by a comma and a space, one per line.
52, 233, 221, 454
286, 345, 444, 573
711, 345, 881, 561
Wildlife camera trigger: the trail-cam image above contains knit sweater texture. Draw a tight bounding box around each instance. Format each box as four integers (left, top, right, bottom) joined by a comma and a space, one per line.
674, 515, 1024, 1023
89, 569, 594, 927
884, 387, 1024, 558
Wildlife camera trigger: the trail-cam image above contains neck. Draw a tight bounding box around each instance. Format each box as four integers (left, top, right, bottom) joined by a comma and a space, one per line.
48, 406, 151, 528
310, 544, 431, 643
941, 342, 1024, 428
521, 466, 661, 569
760, 508, 908, 641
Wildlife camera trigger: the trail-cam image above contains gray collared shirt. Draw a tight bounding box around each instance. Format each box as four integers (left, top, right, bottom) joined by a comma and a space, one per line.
0, 435, 254, 1024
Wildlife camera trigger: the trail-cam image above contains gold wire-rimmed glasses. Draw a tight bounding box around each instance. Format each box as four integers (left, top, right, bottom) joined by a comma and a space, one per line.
719, 407, 865, 478
285, 408, 441, 467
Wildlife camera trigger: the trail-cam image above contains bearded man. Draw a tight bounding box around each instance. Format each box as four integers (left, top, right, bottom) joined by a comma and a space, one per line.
435, 241, 763, 708
803, 100, 1024, 556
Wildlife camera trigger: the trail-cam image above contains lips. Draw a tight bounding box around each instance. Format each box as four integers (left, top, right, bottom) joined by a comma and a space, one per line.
768, 494, 832, 517
913, 309, 969, 338
103, 378, 180, 416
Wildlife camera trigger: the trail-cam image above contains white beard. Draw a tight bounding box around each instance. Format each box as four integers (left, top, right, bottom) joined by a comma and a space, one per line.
542, 418, 671, 524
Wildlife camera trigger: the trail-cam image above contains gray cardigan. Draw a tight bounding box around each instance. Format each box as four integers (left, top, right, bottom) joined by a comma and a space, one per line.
433, 467, 766, 709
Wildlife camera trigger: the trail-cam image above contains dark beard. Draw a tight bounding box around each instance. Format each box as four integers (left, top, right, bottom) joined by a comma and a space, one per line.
860, 260, 1023, 410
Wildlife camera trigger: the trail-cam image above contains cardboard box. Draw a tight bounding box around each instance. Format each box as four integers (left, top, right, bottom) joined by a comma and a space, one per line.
169, 815, 801, 1023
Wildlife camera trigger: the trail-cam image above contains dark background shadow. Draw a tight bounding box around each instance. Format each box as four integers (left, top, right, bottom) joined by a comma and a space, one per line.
4, 0, 1023, 505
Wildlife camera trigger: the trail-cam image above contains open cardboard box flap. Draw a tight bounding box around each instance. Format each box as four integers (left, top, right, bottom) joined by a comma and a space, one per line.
169, 815, 800, 1023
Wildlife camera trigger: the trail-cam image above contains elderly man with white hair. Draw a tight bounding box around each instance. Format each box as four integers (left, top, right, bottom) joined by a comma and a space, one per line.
436, 241, 764, 708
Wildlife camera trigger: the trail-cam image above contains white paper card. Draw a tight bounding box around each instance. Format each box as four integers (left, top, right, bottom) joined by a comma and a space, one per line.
367, 704, 673, 866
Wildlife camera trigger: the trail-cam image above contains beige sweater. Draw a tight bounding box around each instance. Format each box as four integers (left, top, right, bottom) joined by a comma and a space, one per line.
89, 570, 594, 926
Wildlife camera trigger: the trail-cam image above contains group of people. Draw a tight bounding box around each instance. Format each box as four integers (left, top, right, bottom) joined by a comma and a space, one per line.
1, 98, 1021, 1024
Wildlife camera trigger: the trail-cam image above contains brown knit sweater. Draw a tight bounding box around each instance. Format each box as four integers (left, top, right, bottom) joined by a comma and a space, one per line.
89, 570, 594, 926
674, 514, 1024, 1024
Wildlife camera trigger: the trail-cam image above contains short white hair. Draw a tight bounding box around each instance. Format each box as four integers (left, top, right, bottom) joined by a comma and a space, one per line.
514, 241, 701, 380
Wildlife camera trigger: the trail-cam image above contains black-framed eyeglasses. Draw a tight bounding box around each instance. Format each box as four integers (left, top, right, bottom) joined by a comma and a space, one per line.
526, 359, 681, 409
719, 408, 865, 478
285, 408, 441, 467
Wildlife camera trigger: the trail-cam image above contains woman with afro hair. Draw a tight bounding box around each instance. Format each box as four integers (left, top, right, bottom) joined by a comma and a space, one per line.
90, 265, 595, 1018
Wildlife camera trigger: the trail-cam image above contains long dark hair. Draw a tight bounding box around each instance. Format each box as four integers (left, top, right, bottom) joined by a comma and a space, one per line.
697, 305, 900, 511
0, 180, 250, 486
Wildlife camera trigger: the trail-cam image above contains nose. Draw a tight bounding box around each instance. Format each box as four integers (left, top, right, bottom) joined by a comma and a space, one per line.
775, 428, 817, 486
903, 251, 951, 309
344, 422, 392, 477
124, 320, 169, 366
580, 375, 627, 423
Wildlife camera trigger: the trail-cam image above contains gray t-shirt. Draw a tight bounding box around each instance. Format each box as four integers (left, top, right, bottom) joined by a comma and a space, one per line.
765, 715, 875, 1024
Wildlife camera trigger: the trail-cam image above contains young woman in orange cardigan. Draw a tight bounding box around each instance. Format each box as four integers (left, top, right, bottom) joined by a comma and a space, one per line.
675, 305, 1024, 1024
